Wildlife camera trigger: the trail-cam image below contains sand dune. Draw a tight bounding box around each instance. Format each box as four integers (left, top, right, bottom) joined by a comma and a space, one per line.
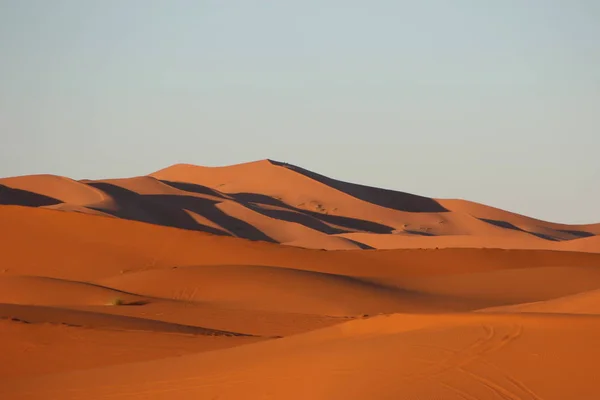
0, 318, 262, 379
394, 265, 600, 305
4, 206, 600, 282
64, 301, 346, 338
0, 304, 256, 337
2, 160, 600, 398
438, 198, 600, 237
0, 174, 106, 206
559, 234, 600, 252
0, 275, 148, 306
2, 160, 598, 250
336, 232, 556, 251
97, 264, 472, 315
283, 235, 368, 250
478, 288, 600, 315
3, 313, 600, 399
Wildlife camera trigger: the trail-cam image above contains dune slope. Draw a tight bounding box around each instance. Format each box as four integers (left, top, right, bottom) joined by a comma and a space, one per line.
1, 159, 597, 250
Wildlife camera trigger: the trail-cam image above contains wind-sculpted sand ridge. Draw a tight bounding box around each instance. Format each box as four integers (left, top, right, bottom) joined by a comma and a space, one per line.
2, 159, 598, 250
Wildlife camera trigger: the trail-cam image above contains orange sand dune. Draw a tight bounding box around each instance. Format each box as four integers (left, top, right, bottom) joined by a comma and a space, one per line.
0, 174, 106, 205
336, 231, 557, 251
96, 264, 471, 315
3, 313, 600, 399
64, 301, 345, 337
41, 202, 115, 217
0, 319, 261, 379
479, 288, 600, 315
0, 275, 148, 306
4, 206, 600, 282
0, 304, 256, 337
283, 235, 367, 250
559, 234, 600, 252
2, 160, 598, 249
393, 265, 600, 305
150, 160, 600, 244
439, 198, 600, 236
2, 161, 600, 398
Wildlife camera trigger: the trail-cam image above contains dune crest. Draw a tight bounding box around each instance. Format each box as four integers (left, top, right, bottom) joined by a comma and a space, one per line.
1, 160, 597, 251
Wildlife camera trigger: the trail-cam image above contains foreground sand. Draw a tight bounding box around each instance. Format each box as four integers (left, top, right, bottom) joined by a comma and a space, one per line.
1, 161, 599, 399
5, 313, 599, 399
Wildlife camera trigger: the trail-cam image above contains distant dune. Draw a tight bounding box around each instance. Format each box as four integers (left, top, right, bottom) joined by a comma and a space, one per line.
1, 160, 600, 399
2, 159, 598, 251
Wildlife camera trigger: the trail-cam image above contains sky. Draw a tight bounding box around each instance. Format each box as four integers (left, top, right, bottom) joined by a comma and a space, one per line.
1, 1, 598, 223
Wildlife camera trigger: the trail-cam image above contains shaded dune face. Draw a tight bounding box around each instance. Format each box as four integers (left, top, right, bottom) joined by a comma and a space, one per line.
267, 159, 449, 213
1, 159, 598, 250
2, 161, 600, 399
0, 184, 61, 207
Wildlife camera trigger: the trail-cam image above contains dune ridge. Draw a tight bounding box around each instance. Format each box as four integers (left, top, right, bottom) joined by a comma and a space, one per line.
2, 159, 598, 251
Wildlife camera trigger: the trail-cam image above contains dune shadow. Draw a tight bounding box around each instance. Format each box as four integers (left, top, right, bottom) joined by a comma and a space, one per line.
120, 300, 150, 306
83, 177, 432, 243
85, 182, 229, 237
145, 194, 276, 243
158, 172, 416, 236
0, 184, 62, 207
479, 218, 558, 241
526, 232, 558, 241
343, 238, 375, 250
404, 230, 436, 237
230, 192, 287, 208
557, 229, 595, 239
85, 182, 275, 243
158, 180, 227, 199
248, 204, 349, 234
315, 210, 394, 233
269, 160, 448, 213
231, 193, 349, 234
231, 192, 394, 234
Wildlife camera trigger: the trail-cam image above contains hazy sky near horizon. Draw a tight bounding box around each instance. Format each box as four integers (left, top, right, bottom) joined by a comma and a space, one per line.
1, 1, 599, 223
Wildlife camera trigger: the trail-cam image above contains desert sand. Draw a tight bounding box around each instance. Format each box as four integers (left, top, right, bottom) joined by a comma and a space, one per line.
1, 159, 599, 399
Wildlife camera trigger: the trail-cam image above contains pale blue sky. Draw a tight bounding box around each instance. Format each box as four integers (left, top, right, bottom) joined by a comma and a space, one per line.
1, 1, 598, 223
